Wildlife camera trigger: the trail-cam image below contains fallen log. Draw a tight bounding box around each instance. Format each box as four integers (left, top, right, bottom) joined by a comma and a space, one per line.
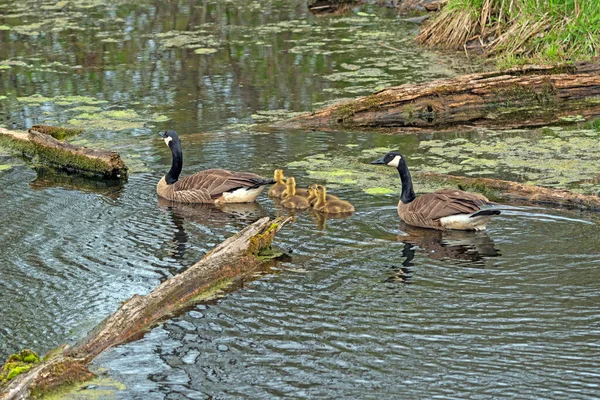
276, 60, 600, 132
417, 172, 600, 210
0, 217, 291, 400
0, 127, 127, 179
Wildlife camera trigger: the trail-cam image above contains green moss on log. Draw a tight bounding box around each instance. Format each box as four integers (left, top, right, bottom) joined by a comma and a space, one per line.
30, 125, 84, 140
247, 222, 280, 256
0, 349, 40, 386
0, 131, 37, 157
331, 92, 397, 125
30, 141, 113, 177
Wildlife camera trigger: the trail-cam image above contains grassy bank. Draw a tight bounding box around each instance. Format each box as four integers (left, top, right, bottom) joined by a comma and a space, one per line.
416, 0, 600, 67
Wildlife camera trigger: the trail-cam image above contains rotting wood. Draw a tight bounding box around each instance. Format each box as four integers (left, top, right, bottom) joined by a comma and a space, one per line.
275, 60, 600, 132
0, 127, 127, 179
0, 216, 291, 400
417, 172, 600, 210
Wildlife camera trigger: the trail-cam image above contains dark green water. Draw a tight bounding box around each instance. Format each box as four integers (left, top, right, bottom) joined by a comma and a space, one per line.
1, 1, 600, 399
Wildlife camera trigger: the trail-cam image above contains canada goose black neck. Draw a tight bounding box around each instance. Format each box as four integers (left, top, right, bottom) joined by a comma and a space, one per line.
166, 135, 183, 185
397, 157, 416, 204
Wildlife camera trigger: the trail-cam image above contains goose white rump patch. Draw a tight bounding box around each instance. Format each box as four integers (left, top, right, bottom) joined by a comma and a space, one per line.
218, 187, 265, 203
440, 213, 494, 231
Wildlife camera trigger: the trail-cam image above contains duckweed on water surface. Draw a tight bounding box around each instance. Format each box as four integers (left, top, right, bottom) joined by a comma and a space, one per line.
285, 127, 600, 196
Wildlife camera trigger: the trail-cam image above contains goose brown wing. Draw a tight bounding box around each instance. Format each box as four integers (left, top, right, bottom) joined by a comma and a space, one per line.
173, 169, 266, 199
407, 190, 490, 220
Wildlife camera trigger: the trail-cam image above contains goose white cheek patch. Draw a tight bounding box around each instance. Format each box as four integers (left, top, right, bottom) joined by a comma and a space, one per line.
164, 137, 173, 146
387, 155, 401, 168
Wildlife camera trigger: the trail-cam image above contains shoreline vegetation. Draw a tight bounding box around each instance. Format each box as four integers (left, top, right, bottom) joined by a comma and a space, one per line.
415, 0, 600, 67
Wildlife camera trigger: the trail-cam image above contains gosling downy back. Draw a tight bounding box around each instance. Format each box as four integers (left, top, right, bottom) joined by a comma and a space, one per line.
313, 185, 354, 214
280, 177, 310, 210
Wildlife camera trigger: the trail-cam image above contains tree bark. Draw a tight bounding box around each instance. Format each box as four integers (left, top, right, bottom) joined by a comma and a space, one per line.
276, 61, 600, 132
417, 172, 600, 210
1, 217, 291, 400
0, 127, 127, 179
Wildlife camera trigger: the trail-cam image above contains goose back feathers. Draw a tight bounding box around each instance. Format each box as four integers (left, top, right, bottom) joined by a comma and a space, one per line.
398, 189, 496, 230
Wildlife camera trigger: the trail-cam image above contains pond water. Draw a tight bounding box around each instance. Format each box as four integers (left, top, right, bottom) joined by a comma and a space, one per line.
1, 0, 600, 399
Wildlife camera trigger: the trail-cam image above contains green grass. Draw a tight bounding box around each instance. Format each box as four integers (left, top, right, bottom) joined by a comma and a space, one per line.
417, 0, 600, 67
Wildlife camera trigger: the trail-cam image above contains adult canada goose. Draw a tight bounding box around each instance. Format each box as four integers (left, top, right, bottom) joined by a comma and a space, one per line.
371, 152, 500, 231
280, 177, 310, 209
268, 169, 286, 198
313, 185, 355, 214
307, 184, 339, 206
157, 130, 274, 204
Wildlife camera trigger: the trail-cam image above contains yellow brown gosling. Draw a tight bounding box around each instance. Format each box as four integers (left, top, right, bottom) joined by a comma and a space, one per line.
314, 185, 354, 213
280, 177, 310, 210
307, 184, 339, 207
268, 169, 286, 198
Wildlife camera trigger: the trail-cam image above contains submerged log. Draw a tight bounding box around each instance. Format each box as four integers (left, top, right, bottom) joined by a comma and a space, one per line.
308, 0, 360, 15
277, 61, 600, 132
0, 217, 291, 399
417, 172, 600, 210
0, 127, 127, 179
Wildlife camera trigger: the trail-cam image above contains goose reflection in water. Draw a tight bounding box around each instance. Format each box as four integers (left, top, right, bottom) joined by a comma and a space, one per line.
157, 198, 267, 260
387, 222, 501, 283
398, 221, 501, 262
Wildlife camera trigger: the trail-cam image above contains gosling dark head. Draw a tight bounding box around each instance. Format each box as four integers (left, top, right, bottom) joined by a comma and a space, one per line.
371, 151, 403, 168
160, 130, 180, 148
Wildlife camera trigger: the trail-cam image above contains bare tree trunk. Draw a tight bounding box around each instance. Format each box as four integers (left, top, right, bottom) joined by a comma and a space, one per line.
276, 61, 600, 132
1, 217, 291, 400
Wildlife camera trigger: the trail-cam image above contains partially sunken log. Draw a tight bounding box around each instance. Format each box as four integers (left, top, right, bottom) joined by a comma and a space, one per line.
1, 217, 290, 400
277, 61, 600, 132
0, 127, 127, 179
418, 172, 600, 210
308, 0, 359, 15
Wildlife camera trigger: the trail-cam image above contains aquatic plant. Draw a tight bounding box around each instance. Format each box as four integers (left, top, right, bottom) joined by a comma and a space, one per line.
417, 0, 600, 66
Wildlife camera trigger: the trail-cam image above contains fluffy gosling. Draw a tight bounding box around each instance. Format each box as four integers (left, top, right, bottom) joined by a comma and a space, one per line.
280, 177, 310, 210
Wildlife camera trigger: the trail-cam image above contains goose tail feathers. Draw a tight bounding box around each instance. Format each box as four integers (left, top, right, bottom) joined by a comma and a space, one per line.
249, 178, 276, 188
470, 209, 501, 218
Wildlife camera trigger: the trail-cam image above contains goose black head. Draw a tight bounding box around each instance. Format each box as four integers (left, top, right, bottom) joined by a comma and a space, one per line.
371, 152, 403, 168
160, 130, 180, 148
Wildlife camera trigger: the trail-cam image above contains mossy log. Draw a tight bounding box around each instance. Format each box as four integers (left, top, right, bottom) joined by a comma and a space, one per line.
277, 61, 600, 131
418, 172, 600, 210
0, 217, 291, 400
0, 127, 127, 179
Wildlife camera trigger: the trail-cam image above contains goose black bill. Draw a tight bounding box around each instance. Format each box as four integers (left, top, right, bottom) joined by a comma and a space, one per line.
370, 157, 386, 165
